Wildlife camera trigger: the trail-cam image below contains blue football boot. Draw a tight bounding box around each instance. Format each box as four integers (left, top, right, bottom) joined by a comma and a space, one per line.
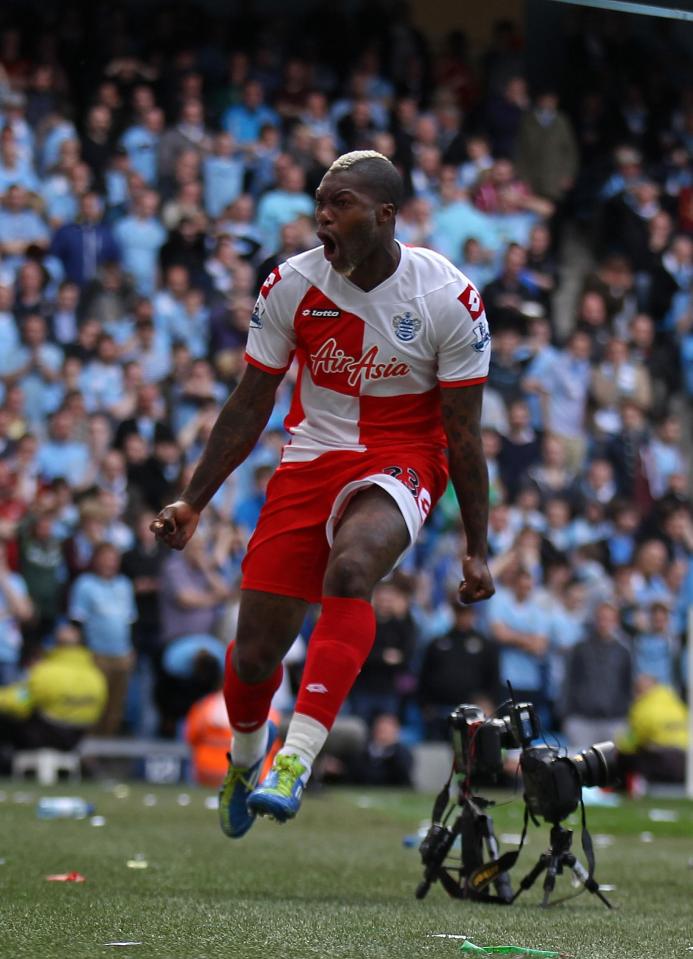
247, 753, 308, 823
218, 721, 277, 839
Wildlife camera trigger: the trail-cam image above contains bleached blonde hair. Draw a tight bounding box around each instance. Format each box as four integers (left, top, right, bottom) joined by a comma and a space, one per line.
325, 151, 403, 210
327, 150, 394, 174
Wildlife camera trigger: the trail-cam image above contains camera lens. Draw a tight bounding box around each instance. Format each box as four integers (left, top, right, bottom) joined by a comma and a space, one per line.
573, 741, 619, 788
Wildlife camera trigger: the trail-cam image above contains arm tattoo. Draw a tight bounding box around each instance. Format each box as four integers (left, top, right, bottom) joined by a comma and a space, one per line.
181, 366, 281, 512
440, 384, 489, 558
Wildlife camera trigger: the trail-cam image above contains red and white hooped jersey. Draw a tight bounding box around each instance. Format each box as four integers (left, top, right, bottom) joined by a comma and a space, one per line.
246, 242, 491, 463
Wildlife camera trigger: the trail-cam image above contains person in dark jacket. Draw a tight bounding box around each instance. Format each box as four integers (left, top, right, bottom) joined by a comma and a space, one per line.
49, 192, 121, 287
418, 601, 499, 740
562, 602, 632, 750
347, 713, 413, 786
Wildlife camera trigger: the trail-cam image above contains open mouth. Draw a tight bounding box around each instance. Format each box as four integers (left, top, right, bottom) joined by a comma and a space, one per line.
318, 232, 338, 260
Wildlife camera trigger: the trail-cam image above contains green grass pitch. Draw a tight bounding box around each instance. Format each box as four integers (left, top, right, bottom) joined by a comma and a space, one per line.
0, 781, 691, 959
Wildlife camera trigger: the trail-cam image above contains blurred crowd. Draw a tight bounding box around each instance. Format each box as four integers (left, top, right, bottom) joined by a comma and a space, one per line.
0, 3, 690, 785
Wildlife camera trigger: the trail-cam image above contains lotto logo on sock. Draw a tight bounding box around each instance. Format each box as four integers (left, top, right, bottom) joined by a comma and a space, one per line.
306, 683, 328, 694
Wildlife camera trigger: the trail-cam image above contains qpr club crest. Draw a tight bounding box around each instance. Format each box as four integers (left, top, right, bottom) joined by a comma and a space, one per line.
392, 311, 422, 342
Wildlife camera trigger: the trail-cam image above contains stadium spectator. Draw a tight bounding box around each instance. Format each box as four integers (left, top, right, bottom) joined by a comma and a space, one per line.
255, 161, 314, 254
418, 600, 499, 740
482, 243, 543, 326
591, 337, 653, 436
49, 191, 120, 287
222, 80, 279, 146
631, 598, 680, 688
37, 407, 89, 481
80, 104, 115, 189
343, 712, 413, 787
562, 602, 632, 750
159, 97, 212, 185
498, 400, 542, 502
120, 105, 164, 186
158, 533, 232, 644
618, 673, 688, 785
113, 188, 166, 295
523, 330, 592, 473
0, 622, 106, 756
515, 89, 578, 203
0, 537, 32, 682
17, 504, 62, 650
0, 185, 50, 268
484, 75, 528, 158
68, 542, 137, 735
487, 566, 549, 713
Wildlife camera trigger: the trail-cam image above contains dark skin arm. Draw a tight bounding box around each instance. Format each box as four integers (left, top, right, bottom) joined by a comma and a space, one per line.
150, 364, 282, 549
440, 383, 495, 605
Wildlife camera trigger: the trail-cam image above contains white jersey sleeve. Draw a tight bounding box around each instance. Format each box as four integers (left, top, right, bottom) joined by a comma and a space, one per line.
245, 264, 307, 374
431, 277, 491, 387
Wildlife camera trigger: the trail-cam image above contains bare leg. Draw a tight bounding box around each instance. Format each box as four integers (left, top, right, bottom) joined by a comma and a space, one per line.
233, 589, 309, 684
323, 485, 410, 599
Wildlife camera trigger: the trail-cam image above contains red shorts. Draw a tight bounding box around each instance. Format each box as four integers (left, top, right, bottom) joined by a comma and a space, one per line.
241, 447, 448, 603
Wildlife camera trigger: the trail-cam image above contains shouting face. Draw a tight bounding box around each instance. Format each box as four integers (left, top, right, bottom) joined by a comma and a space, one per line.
315, 170, 393, 278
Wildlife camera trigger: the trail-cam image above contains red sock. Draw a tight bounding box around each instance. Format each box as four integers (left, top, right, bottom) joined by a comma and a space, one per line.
294, 596, 376, 730
223, 642, 283, 732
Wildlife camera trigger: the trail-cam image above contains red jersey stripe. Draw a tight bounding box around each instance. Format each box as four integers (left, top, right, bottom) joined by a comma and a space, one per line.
438, 375, 488, 389
244, 352, 290, 375
358, 387, 446, 449
284, 352, 307, 433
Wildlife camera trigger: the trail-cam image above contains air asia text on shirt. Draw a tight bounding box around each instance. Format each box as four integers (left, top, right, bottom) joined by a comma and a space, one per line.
309, 337, 410, 387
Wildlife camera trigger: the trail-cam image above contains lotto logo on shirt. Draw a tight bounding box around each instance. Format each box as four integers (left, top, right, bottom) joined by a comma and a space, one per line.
458, 283, 484, 320
260, 266, 282, 298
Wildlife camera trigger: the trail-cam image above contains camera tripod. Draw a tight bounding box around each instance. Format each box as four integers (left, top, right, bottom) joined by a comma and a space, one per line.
511, 823, 613, 909
416, 794, 516, 903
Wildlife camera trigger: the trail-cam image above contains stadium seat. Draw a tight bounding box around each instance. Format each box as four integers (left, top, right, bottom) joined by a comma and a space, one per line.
12, 749, 82, 785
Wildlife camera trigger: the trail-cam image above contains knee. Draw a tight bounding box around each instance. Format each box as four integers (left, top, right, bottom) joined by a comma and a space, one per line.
323, 549, 372, 600
232, 640, 277, 685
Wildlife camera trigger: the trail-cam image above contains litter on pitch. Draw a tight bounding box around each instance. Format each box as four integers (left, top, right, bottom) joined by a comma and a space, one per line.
46, 871, 86, 882
459, 941, 570, 957
126, 853, 149, 869
12, 791, 34, 804
103, 943, 143, 948
648, 808, 679, 822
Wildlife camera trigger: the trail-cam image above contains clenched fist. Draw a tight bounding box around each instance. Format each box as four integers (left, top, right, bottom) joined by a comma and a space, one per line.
150, 500, 200, 550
